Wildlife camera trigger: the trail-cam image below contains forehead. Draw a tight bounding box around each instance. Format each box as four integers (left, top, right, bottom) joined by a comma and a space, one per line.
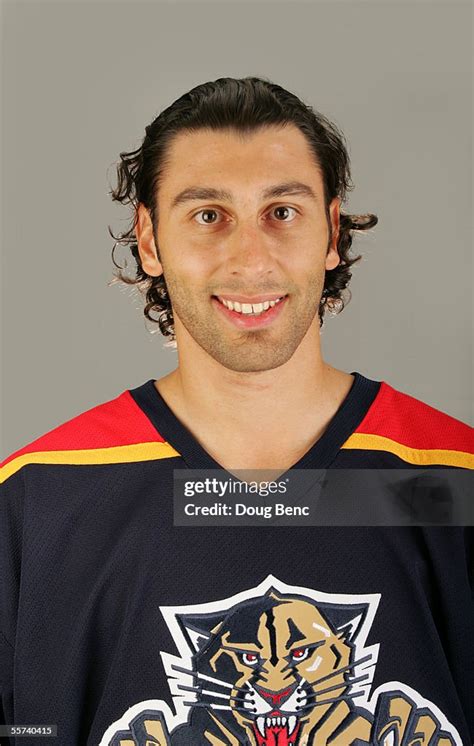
249, 601, 333, 653
159, 124, 324, 198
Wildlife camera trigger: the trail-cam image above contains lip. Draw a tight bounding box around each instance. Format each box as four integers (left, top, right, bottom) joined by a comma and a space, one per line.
212, 295, 288, 329
216, 293, 287, 304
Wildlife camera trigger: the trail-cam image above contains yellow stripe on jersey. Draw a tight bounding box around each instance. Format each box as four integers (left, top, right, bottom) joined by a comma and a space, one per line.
0, 441, 181, 484
342, 433, 474, 469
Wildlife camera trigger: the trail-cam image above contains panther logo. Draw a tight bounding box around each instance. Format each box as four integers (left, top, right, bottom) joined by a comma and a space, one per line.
100, 575, 462, 745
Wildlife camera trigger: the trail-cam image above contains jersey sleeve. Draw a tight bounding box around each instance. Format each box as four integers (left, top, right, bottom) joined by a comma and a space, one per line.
0, 468, 25, 729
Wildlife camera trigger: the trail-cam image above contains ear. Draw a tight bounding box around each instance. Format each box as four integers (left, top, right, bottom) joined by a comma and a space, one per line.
336, 613, 365, 643
176, 611, 227, 654
135, 203, 163, 277
325, 196, 341, 271
316, 600, 370, 643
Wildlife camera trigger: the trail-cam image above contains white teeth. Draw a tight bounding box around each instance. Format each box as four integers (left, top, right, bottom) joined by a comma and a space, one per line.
220, 297, 284, 315
256, 713, 297, 737
256, 717, 266, 737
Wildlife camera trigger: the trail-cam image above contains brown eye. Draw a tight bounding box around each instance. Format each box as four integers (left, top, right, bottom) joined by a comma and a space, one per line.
272, 206, 297, 221
194, 209, 220, 224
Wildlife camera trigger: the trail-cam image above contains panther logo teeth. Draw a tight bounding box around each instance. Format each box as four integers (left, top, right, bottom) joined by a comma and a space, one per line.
254, 712, 299, 746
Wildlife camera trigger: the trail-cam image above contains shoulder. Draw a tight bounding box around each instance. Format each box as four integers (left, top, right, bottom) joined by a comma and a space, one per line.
0, 386, 178, 485
344, 380, 473, 468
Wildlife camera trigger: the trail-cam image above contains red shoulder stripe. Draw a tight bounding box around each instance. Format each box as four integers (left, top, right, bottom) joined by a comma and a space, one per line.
355, 382, 473, 452
0, 390, 164, 470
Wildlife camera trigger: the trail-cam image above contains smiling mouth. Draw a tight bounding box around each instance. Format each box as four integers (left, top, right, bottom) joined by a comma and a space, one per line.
212, 295, 287, 317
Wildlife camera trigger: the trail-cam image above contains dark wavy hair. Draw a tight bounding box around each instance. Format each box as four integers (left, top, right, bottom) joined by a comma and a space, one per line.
108, 76, 377, 342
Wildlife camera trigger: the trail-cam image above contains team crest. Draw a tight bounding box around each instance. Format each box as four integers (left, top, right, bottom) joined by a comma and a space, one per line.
100, 575, 462, 745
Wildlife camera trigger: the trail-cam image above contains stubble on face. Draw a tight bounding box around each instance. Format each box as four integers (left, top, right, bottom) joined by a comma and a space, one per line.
159, 252, 328, 373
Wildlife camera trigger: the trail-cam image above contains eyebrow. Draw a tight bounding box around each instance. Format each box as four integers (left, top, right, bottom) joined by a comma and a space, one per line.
170, 181, 318, 209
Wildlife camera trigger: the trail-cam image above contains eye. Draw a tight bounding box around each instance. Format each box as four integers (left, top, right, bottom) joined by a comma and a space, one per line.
241, 652, 260, 666
193, 208, 222, 225
291, 647, 310, 662
270, 205, 298, 222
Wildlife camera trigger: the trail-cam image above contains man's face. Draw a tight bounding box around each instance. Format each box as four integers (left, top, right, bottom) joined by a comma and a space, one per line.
137, 124, 340, 372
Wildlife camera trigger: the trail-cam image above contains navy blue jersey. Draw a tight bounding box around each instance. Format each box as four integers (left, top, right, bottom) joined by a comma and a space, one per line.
1, 373, 473, 745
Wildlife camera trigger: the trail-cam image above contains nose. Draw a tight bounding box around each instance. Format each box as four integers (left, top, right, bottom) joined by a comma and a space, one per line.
254, 684, 295, 707
226, 222, 276, 277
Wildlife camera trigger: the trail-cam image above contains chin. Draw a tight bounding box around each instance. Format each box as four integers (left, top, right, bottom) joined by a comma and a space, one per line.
213, 349, 298, 373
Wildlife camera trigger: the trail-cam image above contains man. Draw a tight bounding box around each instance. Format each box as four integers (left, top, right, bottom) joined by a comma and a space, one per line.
1, 77, 472, 746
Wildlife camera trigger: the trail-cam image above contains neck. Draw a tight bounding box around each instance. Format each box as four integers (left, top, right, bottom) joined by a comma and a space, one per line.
155, 321, 353, 447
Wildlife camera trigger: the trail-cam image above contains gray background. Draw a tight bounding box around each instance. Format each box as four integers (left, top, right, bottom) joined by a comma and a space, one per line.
1, 0, 472, 457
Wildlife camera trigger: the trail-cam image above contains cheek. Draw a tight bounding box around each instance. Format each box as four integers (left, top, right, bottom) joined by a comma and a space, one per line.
304, 654, 323, 673
161, 244, 219, 290
157, 222, 216, 269
281, 226, 330, 264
